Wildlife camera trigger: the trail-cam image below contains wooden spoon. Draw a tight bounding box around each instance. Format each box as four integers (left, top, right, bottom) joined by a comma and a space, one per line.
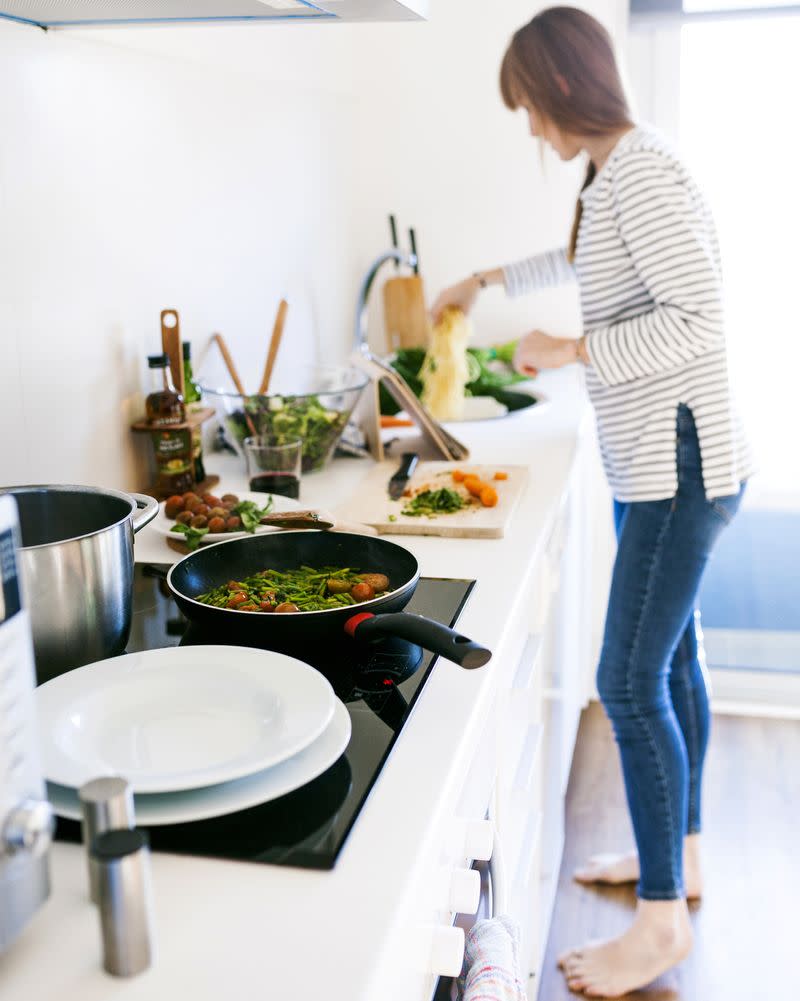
166, 510, 377, 554
257, 299, 289, 395
161, 309, 185, 398
261, 509, 378, 535
212, 332, 257, 437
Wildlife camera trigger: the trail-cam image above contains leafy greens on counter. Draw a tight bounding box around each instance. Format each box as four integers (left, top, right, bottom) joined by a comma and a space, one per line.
379, 342, 530, 416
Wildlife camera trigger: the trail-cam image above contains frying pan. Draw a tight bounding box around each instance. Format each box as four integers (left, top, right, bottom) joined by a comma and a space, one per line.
166, 531, 491, 669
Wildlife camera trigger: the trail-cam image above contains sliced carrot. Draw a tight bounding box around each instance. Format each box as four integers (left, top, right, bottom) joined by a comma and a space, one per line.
480, 486, 499, 507
464, 476, 485, 498
493, 471, 508, 481
451, 469, 466, 482
380, 416, 414, 428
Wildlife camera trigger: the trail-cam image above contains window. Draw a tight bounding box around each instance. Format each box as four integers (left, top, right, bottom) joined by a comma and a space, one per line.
628, 11, 800, 688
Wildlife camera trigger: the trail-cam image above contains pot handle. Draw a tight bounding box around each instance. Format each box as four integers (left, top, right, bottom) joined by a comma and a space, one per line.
129, 493, 159, 534
348, 612, 491, 670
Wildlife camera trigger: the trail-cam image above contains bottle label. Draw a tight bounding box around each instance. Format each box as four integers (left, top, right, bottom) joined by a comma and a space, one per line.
149, 416, 183, 427
153, 430, 192, 460
150, 430, 193, 494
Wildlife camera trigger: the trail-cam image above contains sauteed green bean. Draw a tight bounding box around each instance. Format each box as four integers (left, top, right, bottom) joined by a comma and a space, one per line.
195, 566, 391, 613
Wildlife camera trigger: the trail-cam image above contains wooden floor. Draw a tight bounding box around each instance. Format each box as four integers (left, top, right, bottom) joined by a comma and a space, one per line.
538, 702, 800, 1000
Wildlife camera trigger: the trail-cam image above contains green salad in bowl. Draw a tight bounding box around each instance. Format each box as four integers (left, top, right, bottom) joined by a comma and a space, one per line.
204, 366, 368, 473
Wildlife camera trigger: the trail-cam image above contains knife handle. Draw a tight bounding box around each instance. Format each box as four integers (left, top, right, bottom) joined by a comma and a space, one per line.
396, 452, 419, 480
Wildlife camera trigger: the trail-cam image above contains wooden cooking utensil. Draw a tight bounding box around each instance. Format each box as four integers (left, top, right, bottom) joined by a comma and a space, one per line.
257, 510, 376, 535
211, 332, 257, 437
212, 332, 247, 396
160, 309, 185, 397
257, 299, 289, 395
165, 510, 377, 553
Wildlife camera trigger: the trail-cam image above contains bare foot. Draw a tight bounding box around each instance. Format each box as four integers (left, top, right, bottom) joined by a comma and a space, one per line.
573, 834, 703, 899
557, 898, 693, 997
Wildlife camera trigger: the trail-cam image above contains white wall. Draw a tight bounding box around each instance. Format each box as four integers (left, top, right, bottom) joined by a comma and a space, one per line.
0, 19, 360, 491
1, 0, 625, 494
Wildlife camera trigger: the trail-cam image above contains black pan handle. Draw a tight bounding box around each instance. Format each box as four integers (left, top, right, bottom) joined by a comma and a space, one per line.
347, 612, 491, 670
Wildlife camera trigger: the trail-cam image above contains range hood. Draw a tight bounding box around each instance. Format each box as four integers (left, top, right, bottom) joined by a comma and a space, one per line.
0, 0, 428, 30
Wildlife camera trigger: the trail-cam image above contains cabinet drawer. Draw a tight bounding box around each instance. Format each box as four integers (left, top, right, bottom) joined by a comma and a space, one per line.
513, 722, 544, 799
501, 721, 545, 882
512, 633, 543, 692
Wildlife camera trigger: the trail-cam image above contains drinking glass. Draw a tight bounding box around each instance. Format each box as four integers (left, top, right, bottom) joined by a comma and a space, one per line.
243, 436, 302, 499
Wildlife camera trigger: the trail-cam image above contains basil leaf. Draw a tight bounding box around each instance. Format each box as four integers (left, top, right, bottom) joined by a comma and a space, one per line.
232, 497, 275, 534
170, 523, 210, 551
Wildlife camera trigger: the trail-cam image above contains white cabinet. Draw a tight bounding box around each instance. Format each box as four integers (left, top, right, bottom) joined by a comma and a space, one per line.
1, 0, 430, 30
491, 443, 594, 996
352, 433, 593, 1001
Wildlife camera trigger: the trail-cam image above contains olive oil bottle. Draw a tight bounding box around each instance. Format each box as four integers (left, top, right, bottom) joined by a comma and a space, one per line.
146, 354, 193, 495
145, 354, 185, 425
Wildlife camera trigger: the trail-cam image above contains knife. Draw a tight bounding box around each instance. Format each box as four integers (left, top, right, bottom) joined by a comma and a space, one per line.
388, 452, 419, 500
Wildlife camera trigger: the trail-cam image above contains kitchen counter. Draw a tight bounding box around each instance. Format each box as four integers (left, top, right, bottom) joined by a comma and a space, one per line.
0, 368, 595, 1001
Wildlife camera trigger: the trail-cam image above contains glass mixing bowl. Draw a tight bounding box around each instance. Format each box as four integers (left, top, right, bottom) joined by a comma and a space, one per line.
203, 365, 368, 474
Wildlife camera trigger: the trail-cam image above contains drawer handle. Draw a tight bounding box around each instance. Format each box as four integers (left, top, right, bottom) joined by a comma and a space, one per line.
512, 634, 543, 690
513, 723, 544, 795
513, 810, 543, 891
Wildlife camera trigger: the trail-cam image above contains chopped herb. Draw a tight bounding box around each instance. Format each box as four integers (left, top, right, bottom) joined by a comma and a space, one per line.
401, 488, 466, 519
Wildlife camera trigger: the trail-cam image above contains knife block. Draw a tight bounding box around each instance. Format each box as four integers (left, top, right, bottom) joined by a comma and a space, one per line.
382, 275, 430, 352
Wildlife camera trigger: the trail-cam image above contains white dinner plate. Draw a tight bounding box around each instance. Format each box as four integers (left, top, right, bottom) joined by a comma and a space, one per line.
442, 388, 549, 423
152, 490, 303, 546
36, 646, 334, 793
46, 699, 351, 826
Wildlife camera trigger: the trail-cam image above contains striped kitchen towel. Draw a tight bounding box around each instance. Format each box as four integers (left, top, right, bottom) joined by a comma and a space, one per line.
456, 916, 526, 1001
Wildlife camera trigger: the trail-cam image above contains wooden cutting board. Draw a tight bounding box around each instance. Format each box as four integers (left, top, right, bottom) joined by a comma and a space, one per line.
383, 275, 430, 351
341, 461, 529, 538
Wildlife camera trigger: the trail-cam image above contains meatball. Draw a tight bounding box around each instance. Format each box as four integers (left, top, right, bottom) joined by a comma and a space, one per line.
351, 582, 375, 603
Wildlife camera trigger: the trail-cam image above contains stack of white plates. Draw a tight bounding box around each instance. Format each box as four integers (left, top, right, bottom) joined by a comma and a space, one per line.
36, 646, 351, 825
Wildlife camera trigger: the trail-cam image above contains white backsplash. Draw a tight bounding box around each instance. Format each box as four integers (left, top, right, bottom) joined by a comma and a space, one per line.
1, 0, 624, 493
0, 20, 359, 491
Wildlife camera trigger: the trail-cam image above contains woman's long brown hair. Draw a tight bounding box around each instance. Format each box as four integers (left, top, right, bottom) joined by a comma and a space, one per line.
500, 7, 634, 259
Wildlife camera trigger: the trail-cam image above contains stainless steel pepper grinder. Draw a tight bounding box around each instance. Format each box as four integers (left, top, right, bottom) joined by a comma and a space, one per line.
90, 828, 154, 977
78, 776, 134, 903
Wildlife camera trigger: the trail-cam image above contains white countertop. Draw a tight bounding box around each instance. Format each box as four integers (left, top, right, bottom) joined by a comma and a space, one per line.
1, 369, 590, 1001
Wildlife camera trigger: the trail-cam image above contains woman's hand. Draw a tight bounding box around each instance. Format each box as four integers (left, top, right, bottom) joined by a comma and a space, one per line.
513, 330, 580, 375
430, 276, 481, 324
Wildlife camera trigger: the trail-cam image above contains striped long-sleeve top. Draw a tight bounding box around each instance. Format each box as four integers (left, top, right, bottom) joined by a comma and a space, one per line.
503, 125, 754, 502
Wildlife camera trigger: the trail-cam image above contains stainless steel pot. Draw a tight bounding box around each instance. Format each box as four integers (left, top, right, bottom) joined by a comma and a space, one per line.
0, 485, 158, 682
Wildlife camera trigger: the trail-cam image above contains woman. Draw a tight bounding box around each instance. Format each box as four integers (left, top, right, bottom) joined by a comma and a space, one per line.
432, 7, 753, 997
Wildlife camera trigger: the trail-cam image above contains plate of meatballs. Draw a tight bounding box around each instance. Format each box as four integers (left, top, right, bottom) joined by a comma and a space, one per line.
151, 489, 304, 546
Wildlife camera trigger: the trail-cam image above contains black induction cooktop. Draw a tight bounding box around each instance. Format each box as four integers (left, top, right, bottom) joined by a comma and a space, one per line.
54, 564, 475, 870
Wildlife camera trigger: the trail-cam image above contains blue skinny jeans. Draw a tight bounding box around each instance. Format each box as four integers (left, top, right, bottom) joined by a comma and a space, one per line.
597, 405, 744, 900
